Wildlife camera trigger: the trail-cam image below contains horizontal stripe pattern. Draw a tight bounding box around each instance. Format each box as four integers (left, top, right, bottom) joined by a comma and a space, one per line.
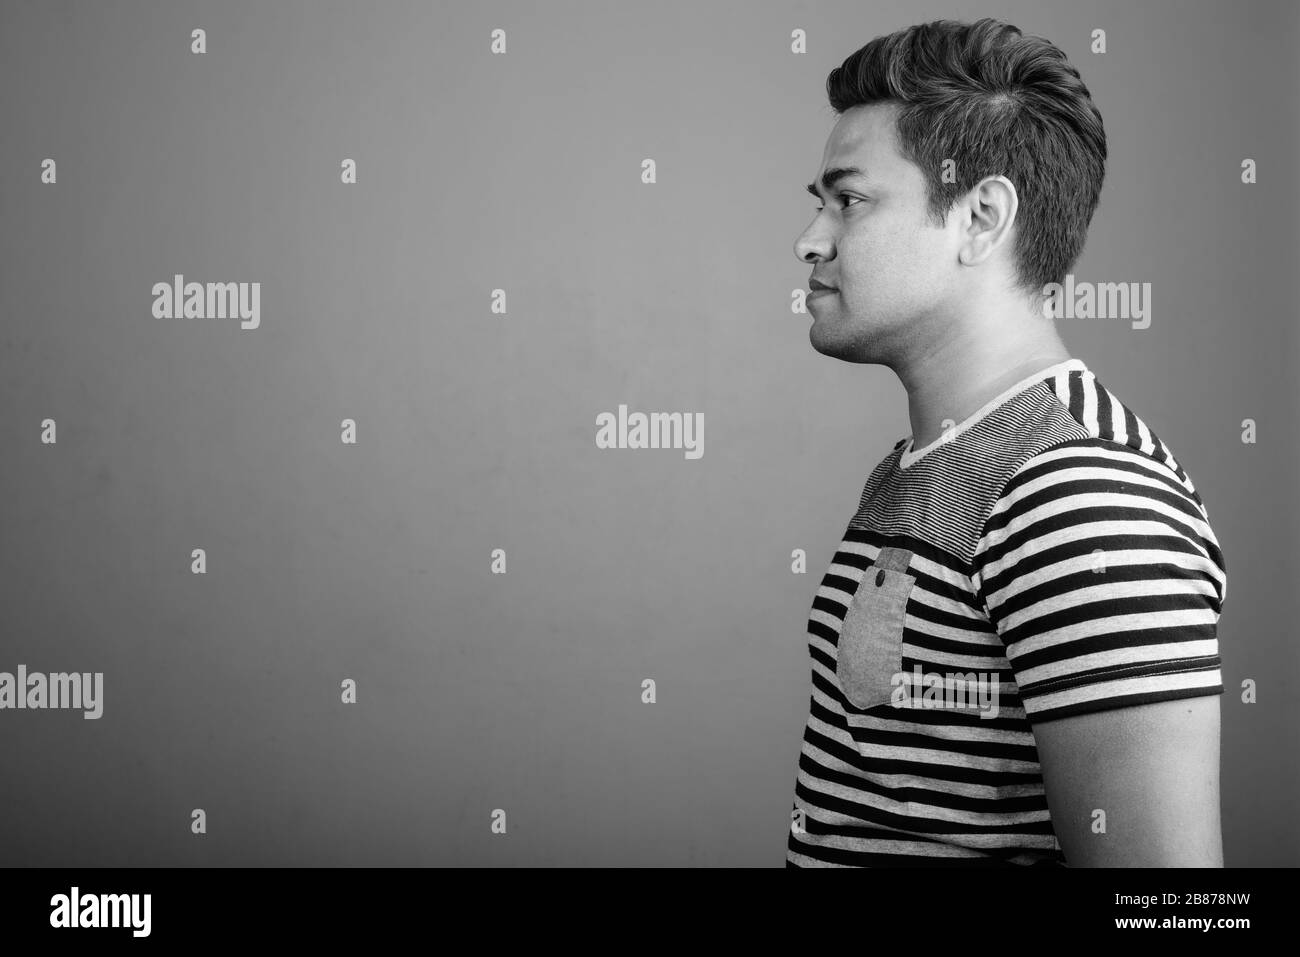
973, 438, 1225, 722
788, 360, 1226, 867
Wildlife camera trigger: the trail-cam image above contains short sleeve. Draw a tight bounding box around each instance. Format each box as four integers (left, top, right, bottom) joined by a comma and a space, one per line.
972, 438, 1227, 724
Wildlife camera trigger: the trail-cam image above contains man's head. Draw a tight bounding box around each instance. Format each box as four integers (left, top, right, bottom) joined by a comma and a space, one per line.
794, 18, 1107, 363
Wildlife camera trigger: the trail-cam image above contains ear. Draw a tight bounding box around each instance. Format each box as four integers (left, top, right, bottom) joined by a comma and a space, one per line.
957, 175, 1019, 267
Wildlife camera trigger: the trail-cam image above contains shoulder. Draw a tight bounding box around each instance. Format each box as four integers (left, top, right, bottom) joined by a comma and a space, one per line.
975, 434, 1227, 618
990, 436, 1212, 532
976, 365, 1221, 571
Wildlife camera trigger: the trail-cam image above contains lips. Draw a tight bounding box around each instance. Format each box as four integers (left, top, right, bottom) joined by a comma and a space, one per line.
809, 279, 836, 292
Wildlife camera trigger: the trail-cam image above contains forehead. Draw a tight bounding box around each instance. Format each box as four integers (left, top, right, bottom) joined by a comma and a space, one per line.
817, 103, 905, 179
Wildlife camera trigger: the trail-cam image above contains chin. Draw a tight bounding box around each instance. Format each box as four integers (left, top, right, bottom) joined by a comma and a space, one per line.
810, 305, 893, 363
809, 320, 869, 364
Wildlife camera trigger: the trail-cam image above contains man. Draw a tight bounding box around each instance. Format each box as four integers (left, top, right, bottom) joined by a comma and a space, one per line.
788, 18, 1227, 866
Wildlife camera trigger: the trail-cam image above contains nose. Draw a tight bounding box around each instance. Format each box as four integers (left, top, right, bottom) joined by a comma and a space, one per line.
794, 219, 834, 264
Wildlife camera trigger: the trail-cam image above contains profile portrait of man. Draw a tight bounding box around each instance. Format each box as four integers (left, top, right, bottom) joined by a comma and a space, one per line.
788, 17, 1227, 867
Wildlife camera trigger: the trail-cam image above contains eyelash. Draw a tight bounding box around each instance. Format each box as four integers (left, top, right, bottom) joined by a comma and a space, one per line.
815, 194, 862, 212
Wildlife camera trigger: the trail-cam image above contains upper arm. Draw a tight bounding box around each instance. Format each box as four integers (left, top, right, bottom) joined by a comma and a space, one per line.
972, 439, 1229, 866
1032, 695, 1223, 866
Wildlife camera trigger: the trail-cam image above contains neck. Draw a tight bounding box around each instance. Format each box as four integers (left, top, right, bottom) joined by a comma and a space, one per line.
897, 302, 1071, 451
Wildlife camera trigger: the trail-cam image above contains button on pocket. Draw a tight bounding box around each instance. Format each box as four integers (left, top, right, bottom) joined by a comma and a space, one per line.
836, 546, 916, 711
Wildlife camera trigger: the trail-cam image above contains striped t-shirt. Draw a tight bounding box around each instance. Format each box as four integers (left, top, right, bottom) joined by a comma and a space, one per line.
786, 357, 1227, 867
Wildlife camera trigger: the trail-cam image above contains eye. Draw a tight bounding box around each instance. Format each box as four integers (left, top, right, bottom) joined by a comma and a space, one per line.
814, 193, 863, 212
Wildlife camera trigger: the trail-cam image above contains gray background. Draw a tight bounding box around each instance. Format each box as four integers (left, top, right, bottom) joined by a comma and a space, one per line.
0, 0, 1295, 866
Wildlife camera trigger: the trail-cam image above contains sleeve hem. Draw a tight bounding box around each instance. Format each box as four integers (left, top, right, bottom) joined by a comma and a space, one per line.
1025, 684, 1224, 726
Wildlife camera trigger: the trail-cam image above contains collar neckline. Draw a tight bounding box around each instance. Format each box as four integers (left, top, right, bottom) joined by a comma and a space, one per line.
897, 357, 1087, 470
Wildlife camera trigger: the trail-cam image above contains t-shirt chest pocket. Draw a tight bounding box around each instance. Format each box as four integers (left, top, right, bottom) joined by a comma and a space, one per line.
835, 545, 917, 711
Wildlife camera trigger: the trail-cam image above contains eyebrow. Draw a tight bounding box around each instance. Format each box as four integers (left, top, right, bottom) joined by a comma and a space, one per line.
805, 166, 868, 200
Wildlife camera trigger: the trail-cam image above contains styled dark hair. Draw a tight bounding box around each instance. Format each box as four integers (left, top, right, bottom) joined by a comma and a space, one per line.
826, 18, 1107, 293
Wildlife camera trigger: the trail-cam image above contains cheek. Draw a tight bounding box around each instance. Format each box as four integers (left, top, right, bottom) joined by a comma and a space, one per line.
845, 217, 950, 291
840, 221, 925, 293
